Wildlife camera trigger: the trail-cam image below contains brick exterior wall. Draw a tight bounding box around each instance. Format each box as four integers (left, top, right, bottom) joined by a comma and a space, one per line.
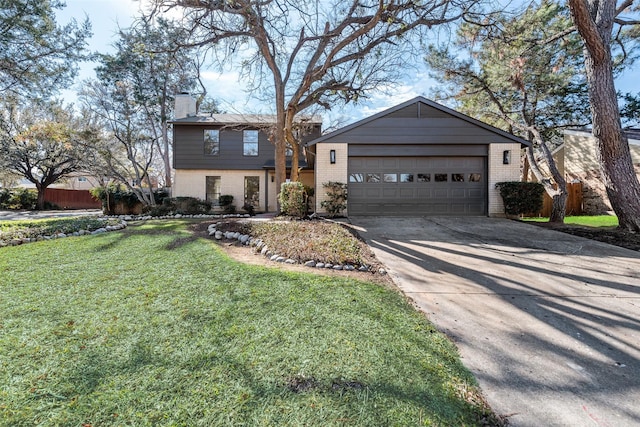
314, 143, 348, 214
174, 169, 267, 211
488, 143, 523, 216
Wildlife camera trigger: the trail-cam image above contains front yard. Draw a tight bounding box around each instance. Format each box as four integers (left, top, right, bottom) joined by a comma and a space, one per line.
0, 219, 498, 426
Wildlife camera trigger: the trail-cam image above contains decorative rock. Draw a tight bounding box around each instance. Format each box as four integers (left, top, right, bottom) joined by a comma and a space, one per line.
124, 215, 132, 221
344, 265, 355, 271
175, 214, 182, 218
332, 265, 343, 270
214, 231, 223, 240
378, 268, 387, 275
276, 256, 286, 263
240, 235, 250, 244
269, 254, 279, 261
72, 232, 80, 237
261, 246, 269, 255
285, 259, 296, 264
315, 262, 325, 268
304, 260, 316, 268
225, 231, 235, 239
91, 228, 107, 235
324, 263, 333, 269
57, 233, 67, 238
358, 266, 369, 272
208, 230, 216, 236
232, 232, 240, 239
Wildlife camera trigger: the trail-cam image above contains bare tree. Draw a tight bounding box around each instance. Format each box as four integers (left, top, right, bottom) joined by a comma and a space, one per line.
568, 0, 640, 230
148, 0, 476, 210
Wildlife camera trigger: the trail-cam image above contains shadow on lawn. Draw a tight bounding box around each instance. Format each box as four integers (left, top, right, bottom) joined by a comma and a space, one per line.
93, 220, 204, 252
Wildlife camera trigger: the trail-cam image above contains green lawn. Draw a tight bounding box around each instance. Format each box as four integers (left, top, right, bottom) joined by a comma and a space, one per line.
522, 215, 619, 227
0, 220, 495, 426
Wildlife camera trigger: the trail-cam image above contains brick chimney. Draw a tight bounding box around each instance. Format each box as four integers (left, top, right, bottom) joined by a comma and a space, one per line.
174, 92, 196, 119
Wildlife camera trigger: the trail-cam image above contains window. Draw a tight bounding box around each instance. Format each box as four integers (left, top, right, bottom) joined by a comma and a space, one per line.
243, 130, 259, 156
366, 173, 380, 183
349, 173, 364, 183
244, 176, 260, 207
452, 173, 465, 182
206, 176, 221, 205
417, 173, 430, 182
400, 173, 414, 183
286, 145, 293, 157
435, 174, 448, 182
383, 173, 397, 183
204, 129, 220, 155
77, 177, 88, 182
469, 173, 482, 182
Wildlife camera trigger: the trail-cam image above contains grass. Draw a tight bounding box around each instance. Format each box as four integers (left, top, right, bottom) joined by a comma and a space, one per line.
0, 220, 496, 426
522, 215, 619, 227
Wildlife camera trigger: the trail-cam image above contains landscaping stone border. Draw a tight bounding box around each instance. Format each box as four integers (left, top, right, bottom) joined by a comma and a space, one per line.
0, 218, 128, 248
206, 222, 386, 275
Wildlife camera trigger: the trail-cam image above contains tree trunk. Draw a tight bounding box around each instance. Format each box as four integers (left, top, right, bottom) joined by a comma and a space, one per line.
35, 184, 46, 210
569, 0, 640, 231
584, 54, 640, 230
526, 145, 567, 223
274, 88, 287, 214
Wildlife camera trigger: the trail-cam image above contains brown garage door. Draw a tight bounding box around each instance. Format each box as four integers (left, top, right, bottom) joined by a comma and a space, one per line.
348, 157, 487, 216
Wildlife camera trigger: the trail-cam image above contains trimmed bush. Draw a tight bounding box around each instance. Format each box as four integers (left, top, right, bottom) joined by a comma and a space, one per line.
218, 195, 235, 213
320, 181, 347, 218
279, 181, 307, 218
496, 181, 545, 215
0, 188, 37, 210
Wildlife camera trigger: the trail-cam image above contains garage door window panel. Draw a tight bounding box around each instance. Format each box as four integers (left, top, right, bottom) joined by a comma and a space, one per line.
349, 173, 364, 183
435, 174, 448, 182
366, 173, 381, 183
452, 173, 465, 182
469, 173, 482, 182
400, 173, 414, 183
417, 173, 431, 182
383, 173, 397, 183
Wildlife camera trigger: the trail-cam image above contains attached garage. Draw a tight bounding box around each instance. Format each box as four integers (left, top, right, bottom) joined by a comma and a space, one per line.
309, 97, 529, 217
348, 156, 486, 216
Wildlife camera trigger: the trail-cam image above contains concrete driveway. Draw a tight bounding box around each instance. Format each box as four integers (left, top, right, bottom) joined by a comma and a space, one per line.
351, 217, 640, 427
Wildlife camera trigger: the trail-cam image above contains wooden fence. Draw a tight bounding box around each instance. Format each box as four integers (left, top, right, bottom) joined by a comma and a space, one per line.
44, 188, 102, 209
536, 182, 583, 217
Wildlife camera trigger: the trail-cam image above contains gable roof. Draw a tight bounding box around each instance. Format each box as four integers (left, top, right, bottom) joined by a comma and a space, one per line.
306, 96, 530, 147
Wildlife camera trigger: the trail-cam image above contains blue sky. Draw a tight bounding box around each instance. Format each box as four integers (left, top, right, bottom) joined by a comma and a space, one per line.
58, 0, 640, 127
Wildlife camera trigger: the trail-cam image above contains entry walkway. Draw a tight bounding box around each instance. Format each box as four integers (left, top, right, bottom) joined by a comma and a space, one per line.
351, 216, 640, 427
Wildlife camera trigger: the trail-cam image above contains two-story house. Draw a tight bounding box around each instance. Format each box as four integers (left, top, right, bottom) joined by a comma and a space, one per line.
174, 95, 529, 217
171, 94, 322, 212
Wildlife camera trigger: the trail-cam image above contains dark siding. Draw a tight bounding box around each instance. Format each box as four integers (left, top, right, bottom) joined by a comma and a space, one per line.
386, 102, 451, 119
349, 144, 487, 156
329, 117, 513, 145
174, 124, 321, 170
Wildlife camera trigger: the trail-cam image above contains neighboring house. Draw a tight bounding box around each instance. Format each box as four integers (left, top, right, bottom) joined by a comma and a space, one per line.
307, 96, 529, 217
558, 129, 640, 214
15, 172, 101, 190
171, 94, 322, 212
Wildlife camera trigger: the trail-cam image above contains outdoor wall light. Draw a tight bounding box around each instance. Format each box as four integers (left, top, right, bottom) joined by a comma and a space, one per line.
330, 149, 336, 164
503, 150, 511, 165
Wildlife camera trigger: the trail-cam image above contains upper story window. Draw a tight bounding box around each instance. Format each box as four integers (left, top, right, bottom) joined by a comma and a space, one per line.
243, 130, 259, 156
204, 129, 220, 155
